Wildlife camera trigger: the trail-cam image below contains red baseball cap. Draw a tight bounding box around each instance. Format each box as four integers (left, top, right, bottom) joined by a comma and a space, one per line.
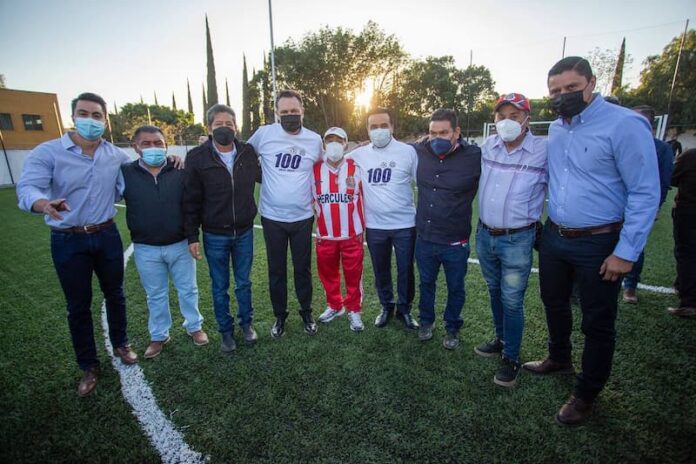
495, 93, 531, 113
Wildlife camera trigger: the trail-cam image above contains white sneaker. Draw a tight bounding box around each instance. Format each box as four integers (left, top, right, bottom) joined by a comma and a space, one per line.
348, 312, 364, 332
318, 307, 345, 323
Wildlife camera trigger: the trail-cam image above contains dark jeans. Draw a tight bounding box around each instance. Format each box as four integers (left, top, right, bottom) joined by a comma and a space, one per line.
416, 237, 469, 333
203, 229, 254, 334
674, 207, 696, 308
622, 251, 645, 290
365, 227, 416, 314
50, 223, 128, 371
539, 221, 621, 402
261, 216, 314, 318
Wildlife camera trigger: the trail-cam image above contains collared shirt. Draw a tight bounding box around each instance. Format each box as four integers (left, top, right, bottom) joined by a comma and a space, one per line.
547, 94, 660, 262
478, 131, 548, 229
17, 132, 131, 228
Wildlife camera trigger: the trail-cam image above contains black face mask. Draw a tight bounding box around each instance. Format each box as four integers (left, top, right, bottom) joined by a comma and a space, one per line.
280, 114, 302, 133
550, 84, 591, 119
212, 126, 235, 146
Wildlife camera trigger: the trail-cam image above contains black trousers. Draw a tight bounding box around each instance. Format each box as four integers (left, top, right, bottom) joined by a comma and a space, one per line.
674, 207, 696, 308
261, 216, 314, 317
538, 221, 621, 402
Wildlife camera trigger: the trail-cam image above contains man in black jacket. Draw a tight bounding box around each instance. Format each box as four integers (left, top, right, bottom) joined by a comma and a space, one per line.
121, 125, 209, 359
183, 104, 261, 353
412, 108, 481, 350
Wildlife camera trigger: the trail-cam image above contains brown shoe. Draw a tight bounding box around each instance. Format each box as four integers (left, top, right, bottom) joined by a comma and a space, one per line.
667, 306, 696, 318
522, 357, 574, 375
78, 366, 100, 397
114, 345, 139, 365
144, 337, 171, 359
623, 288, 638, 304
188, 330, 209, 346
555, 394, 594, 426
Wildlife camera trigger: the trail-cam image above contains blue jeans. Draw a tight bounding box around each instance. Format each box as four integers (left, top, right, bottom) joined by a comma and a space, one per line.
50, 223, 128, 370
415, 237, 470, 333
475, 225, 535, 362
133, 240, 203, 341
622, 251, 645, 290
366, 227, 416, 314
203, 229, 254, 334
539, 220, 621, 401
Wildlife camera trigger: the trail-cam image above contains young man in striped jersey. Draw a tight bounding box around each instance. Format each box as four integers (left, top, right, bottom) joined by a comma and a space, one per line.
313, 127, 366, 332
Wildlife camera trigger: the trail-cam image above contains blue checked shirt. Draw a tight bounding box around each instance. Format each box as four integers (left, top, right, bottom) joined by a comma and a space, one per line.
547, 94, 660, 262
17, 132, 131, 228
478, 131, 548, 229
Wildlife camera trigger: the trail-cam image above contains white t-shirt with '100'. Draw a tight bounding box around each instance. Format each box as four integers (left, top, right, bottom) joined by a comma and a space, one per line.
248, 123, 322, 222
348, 138, 417, 230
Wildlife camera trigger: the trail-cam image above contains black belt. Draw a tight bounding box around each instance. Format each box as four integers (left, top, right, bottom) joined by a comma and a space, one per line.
481, 221, 537, 236
549, 220, 622, 238
51, 219, 114, 234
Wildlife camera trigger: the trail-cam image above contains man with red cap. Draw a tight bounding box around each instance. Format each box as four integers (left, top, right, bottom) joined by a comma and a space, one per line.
473, 93, 548, 388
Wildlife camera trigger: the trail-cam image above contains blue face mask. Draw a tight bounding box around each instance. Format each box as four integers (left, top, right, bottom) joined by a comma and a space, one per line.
74, 117, 105, 141
430, 137, 453, 155
141, 147, 167, 167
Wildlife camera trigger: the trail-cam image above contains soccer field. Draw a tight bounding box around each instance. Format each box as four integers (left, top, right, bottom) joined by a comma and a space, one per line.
1, 186, 694, 464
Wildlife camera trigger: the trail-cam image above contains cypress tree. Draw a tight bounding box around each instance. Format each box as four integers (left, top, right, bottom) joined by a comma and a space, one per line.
187, 78, 194, 114
205, 15, 219, 110
242, 54, 251, 138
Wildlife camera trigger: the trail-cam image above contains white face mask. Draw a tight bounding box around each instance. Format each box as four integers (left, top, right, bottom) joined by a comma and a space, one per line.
369, 128, 392, 148
325, 141, 345, 162
495, 118, 526, 143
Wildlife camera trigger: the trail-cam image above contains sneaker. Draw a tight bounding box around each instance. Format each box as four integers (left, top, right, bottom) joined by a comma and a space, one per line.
220, 332, 236, 353
443, 331, 459, 350
494, 357, 521, 388
418, 324, 433, 341
241, 324, 258, 345
474, 338, 503, 358
623, 288, 638, 304
347, 312, 364, 332
271, 317, 286, 339
318, 307, 345, 323
301, 313, 318, 336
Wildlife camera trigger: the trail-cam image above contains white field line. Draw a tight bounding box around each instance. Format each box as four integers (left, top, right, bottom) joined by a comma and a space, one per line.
100, 243, 209, 464
249, 224, 676, 295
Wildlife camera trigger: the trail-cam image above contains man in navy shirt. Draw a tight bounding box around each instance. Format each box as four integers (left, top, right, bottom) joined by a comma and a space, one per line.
523, 57, 659, 426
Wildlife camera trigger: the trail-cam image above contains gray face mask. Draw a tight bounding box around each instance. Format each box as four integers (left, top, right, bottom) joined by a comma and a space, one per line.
369, 128, 392, 148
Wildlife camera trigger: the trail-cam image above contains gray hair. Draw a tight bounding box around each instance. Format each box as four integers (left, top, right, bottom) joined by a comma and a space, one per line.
206, 104, 236, 127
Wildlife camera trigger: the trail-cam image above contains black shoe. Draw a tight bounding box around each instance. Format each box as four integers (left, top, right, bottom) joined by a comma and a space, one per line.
374, 307, 395, 328
396, 312, 419, 331
474, 338, 503, 358
241, 324, 258, 345
494, 357, 521, 388
418, 324, 433, 341
220, 331, 236, 353
301, 313, 318, 336
271, 317, 286, 339
443, 331, 459, 350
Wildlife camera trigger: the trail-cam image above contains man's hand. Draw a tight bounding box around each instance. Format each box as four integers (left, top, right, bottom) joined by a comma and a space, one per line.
34, 198, 71, 221
168, 155, 185, 170
599, 254, 633, 282
189, 242, 202, 260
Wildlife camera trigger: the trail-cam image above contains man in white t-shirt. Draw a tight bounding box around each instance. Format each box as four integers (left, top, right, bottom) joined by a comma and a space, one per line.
348, 107, 419, 330
247, 89, 323, 338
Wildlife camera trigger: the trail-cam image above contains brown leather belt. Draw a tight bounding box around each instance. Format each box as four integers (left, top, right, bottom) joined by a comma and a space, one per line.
51, 219, 114, 234
481, 221, 537, 236
550, 220, 622, 238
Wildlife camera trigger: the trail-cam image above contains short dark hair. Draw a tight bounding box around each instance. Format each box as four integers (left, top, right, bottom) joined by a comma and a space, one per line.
275, 89, 303, 108
604, 95, 622, 106
548, 56, 593, 81
632, 105, 656, 126
430, 108, 458, 130
133, 125, 164, 142
206, 103, 236, 127
71, 92, 107, 116
366, 107, 393, 125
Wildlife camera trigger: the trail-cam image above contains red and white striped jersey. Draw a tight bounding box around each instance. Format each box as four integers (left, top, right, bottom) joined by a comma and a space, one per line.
312, 158, 365, 239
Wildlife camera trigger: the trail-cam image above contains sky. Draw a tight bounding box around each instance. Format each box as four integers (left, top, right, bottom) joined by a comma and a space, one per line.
0, 0, 693, 128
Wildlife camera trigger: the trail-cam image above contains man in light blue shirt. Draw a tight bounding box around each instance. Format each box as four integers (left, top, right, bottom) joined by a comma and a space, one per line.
473, 93, 547, 389
523, 57, 660, 426
17, 92, 139, 397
